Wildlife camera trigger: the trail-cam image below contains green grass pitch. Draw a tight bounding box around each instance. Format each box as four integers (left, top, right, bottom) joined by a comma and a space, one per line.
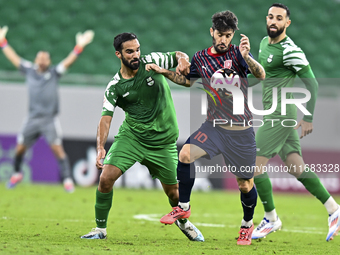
0, 184, 339, 254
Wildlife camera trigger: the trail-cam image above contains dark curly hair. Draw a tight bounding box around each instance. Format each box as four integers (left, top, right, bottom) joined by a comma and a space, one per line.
211, 10, 239, 32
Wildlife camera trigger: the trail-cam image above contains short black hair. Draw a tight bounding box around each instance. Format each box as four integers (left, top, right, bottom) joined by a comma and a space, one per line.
211, 10, 239, 32
270, 3, 290, 18
113, 32, 138, 52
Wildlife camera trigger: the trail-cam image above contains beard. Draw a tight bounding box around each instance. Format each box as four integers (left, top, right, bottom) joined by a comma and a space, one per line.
267, 25, 285, 38
212, 35, 230, 54
121, 55, 140, 70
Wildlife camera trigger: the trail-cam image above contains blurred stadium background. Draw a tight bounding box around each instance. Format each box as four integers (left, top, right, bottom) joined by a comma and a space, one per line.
0, 0, 340, 193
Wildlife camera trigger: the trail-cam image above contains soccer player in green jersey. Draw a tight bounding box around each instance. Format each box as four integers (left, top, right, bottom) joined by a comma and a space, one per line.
248, 3, 340, 241
81, 33, 204, 241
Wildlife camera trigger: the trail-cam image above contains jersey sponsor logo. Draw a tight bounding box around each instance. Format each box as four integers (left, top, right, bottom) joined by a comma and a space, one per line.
106, 153, 112, 160
223, 60, 232, 69
200, 68, 240, 107
146, 77, 154, 86
267, 54, 274, 63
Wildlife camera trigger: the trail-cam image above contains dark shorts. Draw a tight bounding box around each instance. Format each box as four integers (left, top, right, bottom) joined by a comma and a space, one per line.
187, 120, 256, 179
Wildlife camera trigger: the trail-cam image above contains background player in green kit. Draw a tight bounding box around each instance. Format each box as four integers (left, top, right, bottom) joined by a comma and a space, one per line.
248, 4, 340, 241
0, 25, 94, 193
81, 33, 204, 241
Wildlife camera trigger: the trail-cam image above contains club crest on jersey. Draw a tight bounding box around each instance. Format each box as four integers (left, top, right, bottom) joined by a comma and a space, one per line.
146, 77, 154, 86
267, 54, 274, 63
224, 60, 232, 69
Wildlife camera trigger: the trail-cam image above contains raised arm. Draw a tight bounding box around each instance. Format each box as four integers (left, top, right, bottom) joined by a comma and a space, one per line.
61, 30, 95, 70
239, 34, 265, 80
0, 26, 21, 68
96, 115, 112, 170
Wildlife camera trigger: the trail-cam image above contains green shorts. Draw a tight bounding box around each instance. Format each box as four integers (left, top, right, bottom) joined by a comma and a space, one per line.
255, 120, 301, 161
103, 135, 178, 185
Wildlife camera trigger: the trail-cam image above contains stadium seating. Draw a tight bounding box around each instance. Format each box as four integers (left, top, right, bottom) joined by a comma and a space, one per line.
0, 0, 339, 79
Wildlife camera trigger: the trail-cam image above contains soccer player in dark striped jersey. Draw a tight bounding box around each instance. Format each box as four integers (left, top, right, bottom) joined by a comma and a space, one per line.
247, 4, 340, 241
156, 10, 265, 245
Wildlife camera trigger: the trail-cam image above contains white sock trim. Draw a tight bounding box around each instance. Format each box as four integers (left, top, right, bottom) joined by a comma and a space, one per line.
241, 219, 253, 227
264, 209, 278, 222
324, 197, 339, 215
95, 227, 107, 234
179, 202, 190, 211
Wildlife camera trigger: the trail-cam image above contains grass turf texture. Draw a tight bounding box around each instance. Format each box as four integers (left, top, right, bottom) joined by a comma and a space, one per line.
0, 184, 339, 254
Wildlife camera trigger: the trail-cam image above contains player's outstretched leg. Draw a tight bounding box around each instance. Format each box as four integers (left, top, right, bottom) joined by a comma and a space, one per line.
327, 205, 340, 241
81, 228, 107, 239
175, 219, 204, 242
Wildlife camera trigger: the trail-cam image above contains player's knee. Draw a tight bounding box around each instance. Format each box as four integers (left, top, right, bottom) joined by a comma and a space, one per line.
179, 149, 191, 164
99, 174, 115, 193
238, 180, 253, 193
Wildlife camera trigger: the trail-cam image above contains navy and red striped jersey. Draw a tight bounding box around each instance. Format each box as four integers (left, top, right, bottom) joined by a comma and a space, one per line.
187, 45, 253, 125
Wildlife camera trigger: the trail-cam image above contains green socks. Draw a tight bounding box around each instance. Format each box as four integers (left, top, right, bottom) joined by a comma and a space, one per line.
255, 169, 331, 214
254, 172, 275, 212
95, 189, 113, 228
297, 169, 330, 204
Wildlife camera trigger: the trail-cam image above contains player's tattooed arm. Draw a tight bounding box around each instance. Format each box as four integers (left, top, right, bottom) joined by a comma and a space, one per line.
146, 63, 190, 87
239, 34, 265, 80
243, 55, 266, 80
163, 69, 190, 87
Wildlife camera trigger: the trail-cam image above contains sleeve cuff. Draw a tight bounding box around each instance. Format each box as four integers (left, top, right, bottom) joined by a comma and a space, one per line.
303, 115, 313, 122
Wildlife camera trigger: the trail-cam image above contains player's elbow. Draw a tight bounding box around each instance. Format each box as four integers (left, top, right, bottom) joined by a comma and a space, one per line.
258, 72, 266, 81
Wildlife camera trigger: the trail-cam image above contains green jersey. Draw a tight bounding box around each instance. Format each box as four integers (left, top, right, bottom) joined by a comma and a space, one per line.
258, 36, 311, 120
102, 52, 179, 146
